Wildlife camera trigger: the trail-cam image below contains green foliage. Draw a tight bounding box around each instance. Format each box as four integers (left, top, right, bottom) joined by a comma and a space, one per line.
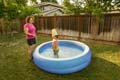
18, 5, 42, 18
0, 0, 42, 19
84, 0, 115, 20
14, 0, 27, 5
3, 3, 41, 19
4, 0, 27, 6
1, 19, 21, 40
63, 0, 119, 18
85, 1, 103, 17
6, 3, 19, 19
63, 0, 84, 14
63, 0, 74, 14
0, 1, 5, 18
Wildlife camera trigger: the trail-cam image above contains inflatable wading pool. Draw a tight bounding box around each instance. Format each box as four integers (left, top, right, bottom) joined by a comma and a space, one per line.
33, 40, 91, 74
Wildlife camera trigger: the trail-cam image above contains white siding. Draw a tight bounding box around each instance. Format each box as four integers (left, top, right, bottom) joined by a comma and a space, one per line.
44, 10, 63, 16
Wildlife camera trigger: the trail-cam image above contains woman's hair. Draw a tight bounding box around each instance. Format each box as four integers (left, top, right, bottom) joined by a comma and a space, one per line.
25, 16, 34, 23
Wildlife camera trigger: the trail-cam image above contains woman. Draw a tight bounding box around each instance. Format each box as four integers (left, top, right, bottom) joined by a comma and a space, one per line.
24, 16, 37, 59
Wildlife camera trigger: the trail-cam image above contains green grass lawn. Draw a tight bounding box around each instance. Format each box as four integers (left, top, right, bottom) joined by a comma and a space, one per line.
0, 34, 120, 80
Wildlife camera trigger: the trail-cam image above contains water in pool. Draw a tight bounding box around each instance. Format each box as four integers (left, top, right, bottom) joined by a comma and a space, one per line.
40, 46, 83, 58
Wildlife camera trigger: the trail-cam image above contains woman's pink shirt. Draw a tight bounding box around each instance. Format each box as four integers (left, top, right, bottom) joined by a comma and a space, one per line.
24, 23, 36, 39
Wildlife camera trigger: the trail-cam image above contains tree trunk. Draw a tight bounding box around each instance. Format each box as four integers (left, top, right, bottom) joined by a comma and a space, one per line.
3, 0, 8, 7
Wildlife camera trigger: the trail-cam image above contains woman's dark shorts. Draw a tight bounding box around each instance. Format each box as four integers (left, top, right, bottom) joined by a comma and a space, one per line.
27, 38, 36, 46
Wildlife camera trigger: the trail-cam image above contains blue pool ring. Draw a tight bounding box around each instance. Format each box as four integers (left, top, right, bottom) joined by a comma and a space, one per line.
33, 40, 92, 74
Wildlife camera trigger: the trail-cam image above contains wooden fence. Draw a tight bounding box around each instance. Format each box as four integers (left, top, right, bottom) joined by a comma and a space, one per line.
0, 13, 120, 43
34, 13, 120, 42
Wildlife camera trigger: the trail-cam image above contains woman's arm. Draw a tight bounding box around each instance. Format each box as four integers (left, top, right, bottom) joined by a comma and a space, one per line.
24, 27, 33, 36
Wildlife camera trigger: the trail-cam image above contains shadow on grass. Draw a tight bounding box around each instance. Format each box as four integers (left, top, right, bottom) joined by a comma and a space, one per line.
32, 56, 120, 80
87, 43, 120, 54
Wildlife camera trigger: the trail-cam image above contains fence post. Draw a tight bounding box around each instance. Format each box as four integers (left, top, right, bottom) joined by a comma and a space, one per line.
91, 16, 99, 39
0, 18, 2, 34
78, 15, 82, 40
34, 16, 39, 33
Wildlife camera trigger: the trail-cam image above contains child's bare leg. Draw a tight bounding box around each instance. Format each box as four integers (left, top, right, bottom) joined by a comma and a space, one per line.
54, 50, 59, 58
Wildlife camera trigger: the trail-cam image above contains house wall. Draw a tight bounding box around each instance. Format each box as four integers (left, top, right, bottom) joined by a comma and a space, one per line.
39, 3, 64, 16
44, 10, 63, 16
42, 5, 59, 11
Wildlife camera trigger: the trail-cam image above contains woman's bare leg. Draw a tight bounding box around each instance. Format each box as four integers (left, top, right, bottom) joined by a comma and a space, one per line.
28, 44, 36, 59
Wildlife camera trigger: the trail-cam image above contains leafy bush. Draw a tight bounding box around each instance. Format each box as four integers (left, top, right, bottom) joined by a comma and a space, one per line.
19, 5, 42, 18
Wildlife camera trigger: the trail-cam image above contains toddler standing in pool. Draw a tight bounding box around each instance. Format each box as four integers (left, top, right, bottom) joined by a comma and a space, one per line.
52, 28, 59, 58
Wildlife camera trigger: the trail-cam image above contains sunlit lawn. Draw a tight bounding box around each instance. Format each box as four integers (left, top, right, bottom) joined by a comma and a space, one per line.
0, 34, 120, 80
